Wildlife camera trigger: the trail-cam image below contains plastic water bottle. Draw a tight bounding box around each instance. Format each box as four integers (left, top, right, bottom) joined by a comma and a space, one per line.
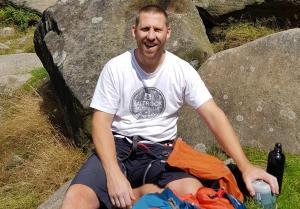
266, 143, 285, 193
252, 180, 276, 209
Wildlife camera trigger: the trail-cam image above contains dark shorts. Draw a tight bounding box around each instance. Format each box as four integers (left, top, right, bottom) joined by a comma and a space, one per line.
70, 136, 196, 209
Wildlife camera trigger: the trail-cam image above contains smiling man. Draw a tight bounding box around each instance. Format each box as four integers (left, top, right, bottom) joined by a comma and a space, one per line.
61, 5, 278, 209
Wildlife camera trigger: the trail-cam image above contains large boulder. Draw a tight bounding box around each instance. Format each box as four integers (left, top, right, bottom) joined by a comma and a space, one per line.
192, 0, 264, 16
4, 0, 58, 14
34, 0, 213, 147
178, 28, 300, 154
193, 0, 300, 28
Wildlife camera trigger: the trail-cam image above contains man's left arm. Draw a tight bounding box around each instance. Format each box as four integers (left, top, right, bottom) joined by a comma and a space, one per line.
196, 99, 279, 196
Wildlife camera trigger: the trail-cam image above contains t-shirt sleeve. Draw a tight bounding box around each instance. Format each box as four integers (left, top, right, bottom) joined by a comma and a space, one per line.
90, 63, 120, 114
184, 65, 212, 109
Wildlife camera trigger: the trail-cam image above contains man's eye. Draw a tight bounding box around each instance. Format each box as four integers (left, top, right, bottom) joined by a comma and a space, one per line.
141, 28, 149, 32
154, 29, 162, 32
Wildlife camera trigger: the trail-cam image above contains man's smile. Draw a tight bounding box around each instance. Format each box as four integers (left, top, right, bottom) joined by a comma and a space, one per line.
144, 42, 157, 49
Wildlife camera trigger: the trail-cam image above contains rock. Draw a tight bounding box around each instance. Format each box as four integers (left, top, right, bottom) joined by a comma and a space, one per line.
224, 158, 235, 165
0, 53, 43, 92
4, 40, 12, 45
0, 53, 42, 77
0, 185, 13, 193
4, 154, 24, 170
192, 0, 264, 16
5, 0, 58, 14
178, 29, 300, 154
18, 36, 28, 45
0, 73, 32, 93
0, 27, 15, 36
15, 49, 24, 53
194, 143, 207, 153
37, 180, 71, 209
34, 0, 213, 146
0, 43, 10, 49
193, 0, 300, 28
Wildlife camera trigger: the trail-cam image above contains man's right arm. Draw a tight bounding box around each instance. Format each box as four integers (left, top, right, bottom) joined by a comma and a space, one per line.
92, 110, 135, 208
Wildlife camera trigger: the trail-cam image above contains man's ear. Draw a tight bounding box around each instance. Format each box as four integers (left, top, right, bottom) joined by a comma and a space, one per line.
131, 25, 136, 38
166, 26, 171, 40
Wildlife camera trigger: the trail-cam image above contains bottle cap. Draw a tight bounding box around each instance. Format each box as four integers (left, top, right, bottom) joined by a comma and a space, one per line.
274, 143, 282, 153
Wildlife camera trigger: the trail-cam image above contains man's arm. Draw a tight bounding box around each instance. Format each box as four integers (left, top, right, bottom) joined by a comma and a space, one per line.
196, 99, 279, 196
92, 110, 135, 208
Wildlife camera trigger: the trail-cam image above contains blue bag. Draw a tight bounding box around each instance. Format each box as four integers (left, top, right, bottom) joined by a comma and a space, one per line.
132, 188, 198, 209
225, 193, 247, 209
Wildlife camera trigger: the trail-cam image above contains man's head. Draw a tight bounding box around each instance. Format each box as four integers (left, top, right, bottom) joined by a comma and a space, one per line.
132, 4, 171, 62
135, 4, 169, 27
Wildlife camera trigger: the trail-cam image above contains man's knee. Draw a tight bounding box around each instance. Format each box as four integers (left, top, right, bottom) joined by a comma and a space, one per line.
61, 184, 100, 209
166, 178, 203, 196
133, 184, 163, 200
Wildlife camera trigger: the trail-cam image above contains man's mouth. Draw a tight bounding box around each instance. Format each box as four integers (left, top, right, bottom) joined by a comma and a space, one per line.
144, 43, 157, 49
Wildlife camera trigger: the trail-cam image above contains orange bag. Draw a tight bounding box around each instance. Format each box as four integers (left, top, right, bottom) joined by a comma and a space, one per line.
167, 139, 244, 202
180, 187, 235, 209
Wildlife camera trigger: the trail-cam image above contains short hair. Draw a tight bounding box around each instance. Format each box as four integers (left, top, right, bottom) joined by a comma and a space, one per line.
135, 4, 169, 26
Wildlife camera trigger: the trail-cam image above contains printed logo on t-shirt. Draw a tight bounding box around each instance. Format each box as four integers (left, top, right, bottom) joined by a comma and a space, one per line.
130, 87, 166, 119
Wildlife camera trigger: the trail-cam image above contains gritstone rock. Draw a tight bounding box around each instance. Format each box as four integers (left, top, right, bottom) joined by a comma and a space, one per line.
193, 0, 300, 27
178, 29, 300, 154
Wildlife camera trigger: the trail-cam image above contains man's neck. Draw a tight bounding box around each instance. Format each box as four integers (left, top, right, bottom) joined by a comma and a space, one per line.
134, 49, 165, 74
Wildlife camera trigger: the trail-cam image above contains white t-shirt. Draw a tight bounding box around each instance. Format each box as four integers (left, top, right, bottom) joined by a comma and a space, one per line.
90, 49, 212, 142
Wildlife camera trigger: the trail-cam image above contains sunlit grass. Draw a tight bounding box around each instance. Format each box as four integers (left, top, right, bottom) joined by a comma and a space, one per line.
0, 26, 35, 55
0, 91, 86, 209
21, 67, 48, 91
243, 148, 300, 209
211, 22, 279, 53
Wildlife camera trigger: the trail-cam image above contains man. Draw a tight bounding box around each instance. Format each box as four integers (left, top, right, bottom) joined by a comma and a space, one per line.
61, 5, 278, 209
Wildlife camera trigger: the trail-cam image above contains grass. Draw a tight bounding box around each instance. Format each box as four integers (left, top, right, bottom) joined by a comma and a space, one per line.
0, 87, 86, 209
242, 148, 300, 209
211, 22, 279, 53
21, 67, 48, 91
0, 6, 39, 55
207, 146, 300, 208
0, 25, 36, 55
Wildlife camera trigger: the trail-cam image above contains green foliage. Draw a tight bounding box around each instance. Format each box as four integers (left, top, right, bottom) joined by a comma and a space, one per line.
211, 21, 279, 53
21, 67, 48, 92
225, 22, 277, 48
0, 6, 40, 30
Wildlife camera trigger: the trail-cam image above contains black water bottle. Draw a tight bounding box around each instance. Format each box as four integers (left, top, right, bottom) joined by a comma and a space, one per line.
266, 143, 285, 194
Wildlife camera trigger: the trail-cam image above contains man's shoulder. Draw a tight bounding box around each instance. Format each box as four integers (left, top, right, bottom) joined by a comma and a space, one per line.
106, 50, 132, 66
166, 51, 190, 65
165, 50, 193, 68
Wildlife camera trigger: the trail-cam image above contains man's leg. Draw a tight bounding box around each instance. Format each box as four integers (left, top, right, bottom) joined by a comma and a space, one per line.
133, 184, 163, 202
165, 177, 203, 196
60, 154, 117, 209
61, 184, 100, 209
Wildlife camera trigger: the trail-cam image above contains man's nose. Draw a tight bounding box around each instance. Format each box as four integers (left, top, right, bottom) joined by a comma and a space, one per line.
147, 29, 156, 41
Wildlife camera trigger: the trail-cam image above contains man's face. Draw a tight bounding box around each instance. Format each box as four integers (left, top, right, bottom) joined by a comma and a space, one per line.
132, 12, 171, 59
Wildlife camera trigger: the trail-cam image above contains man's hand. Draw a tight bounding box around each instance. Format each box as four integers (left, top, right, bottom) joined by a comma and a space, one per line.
196, 101, 279, 196
242, 164, 279, 196
92, 110, 136, 208
106, 168, 135, 209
